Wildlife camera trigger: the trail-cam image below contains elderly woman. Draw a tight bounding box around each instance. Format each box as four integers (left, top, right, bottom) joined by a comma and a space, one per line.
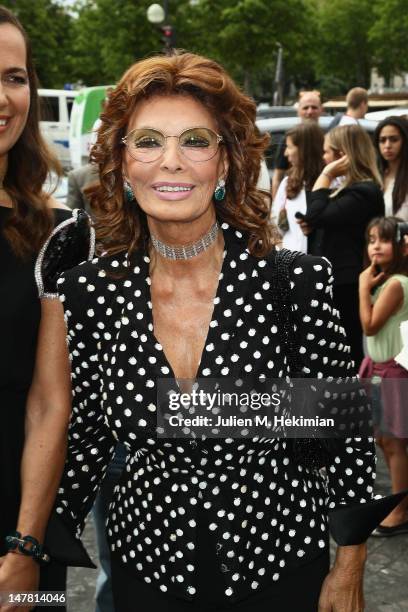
8, 53, 404, 612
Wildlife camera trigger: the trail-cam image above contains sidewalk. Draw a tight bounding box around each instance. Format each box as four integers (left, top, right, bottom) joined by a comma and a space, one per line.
67, 451, 408, 611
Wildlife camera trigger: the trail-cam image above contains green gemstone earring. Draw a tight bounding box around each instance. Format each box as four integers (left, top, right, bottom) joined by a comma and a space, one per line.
214, 178, 226, 201
123, 179, 135, 203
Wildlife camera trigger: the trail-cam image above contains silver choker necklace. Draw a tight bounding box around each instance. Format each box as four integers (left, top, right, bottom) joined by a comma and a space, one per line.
151, 221, 219, 260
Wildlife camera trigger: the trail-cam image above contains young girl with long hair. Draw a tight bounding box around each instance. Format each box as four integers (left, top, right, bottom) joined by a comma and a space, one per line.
374, 116, 408, 219
273, 120, 324, 252
359, 216, 408, 536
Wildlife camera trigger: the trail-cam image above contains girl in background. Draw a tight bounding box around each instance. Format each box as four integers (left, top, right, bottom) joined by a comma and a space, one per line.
273, 120, 324, 252
359, 216, 408, 536
375, 116, 408, 220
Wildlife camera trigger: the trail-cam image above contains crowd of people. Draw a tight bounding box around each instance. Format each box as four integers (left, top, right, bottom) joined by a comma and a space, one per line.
1, 4, 408, 612
272, 94, 408, 541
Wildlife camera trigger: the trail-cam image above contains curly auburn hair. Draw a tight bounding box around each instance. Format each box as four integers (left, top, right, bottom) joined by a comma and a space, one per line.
0, 6, 61, 258
88, 51, 276, 258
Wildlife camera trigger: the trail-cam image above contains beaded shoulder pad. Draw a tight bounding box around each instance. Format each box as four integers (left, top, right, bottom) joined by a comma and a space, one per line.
35, 209, 95, 299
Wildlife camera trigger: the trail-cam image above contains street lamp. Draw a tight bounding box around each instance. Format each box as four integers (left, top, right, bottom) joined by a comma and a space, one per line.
273, 43, 284, 106
146, 3, 165, 24
147, 2, 174, 54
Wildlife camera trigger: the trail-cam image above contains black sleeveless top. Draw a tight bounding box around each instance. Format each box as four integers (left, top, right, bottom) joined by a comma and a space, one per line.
0, 206, 92, 554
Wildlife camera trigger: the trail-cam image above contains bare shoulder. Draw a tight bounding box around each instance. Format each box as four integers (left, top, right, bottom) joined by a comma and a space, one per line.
382, 277, 405, 296
376, 278, 405, 312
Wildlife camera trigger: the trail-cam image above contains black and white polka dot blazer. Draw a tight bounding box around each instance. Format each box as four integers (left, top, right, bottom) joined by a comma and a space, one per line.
54, 224, 376, 603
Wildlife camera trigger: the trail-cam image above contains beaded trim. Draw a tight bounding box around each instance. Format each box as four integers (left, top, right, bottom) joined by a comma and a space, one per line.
271, 248, 340, 470
151, 221, 219, 260
35, 209, 95, 299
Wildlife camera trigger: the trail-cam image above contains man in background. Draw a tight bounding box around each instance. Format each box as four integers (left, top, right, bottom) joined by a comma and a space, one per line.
329, 87, 369, 129
271, 90, 323, 199
66, 163, 99, 212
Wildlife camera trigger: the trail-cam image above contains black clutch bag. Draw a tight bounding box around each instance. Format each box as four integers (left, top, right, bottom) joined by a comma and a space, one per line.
329, 489, 408, 545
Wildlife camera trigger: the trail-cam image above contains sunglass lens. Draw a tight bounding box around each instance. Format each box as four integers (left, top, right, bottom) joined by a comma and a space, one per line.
128, 129, 164, 161
180, 128, 218, 161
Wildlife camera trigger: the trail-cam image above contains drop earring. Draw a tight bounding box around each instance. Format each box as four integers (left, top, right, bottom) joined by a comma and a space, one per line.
123, 178, 135, 203
214, 178, 226, 201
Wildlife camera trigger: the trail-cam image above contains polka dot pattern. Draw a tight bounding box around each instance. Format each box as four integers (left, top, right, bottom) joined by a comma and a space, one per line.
55, 225, 375, 603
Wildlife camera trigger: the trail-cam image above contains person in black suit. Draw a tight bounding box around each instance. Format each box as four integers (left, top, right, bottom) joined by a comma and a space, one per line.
298, 124, 385, 369
66, 163, 99, 213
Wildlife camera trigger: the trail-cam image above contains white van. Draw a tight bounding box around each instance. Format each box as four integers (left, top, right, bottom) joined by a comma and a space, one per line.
69, 86, 111, 169
39, 89, 78, 169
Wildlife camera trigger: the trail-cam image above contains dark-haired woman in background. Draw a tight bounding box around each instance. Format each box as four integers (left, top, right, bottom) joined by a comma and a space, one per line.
273, 120, 324, 253
375, 116, 408, 220
0, 6, 92, 607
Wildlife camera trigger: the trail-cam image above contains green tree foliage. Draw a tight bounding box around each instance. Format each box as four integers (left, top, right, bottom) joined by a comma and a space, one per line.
175, 0, 316, 95
2, 0, 76, 88
370, 0, 408, 83
314, 0, 376, 90
70, 0, 160, 86
67, 0, 318, 96
3, 0, 407, 98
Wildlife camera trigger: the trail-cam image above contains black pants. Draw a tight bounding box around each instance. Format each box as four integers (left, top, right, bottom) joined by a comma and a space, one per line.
332, 283, 364, 371
111, 551, 330, 611
35, 562, 67, 612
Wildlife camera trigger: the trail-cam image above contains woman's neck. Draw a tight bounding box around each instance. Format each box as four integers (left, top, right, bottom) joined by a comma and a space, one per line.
386, 158, 400, 177
0, 155, 7, 189
147, 211, 224, 279
0, 155, 13, 207
378, 262, 393, 276
0, 190, 12, 207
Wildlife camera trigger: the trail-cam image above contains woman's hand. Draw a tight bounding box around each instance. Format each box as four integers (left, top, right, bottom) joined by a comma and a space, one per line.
0, 554, 39, 611
360, 262, 403, 335
318, 544, 366, 611
318, 562, 365, 611
312, 155, 349, 190
323, 155, 350, 179
359, 257, 385, 292
296, 218, 313, 235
